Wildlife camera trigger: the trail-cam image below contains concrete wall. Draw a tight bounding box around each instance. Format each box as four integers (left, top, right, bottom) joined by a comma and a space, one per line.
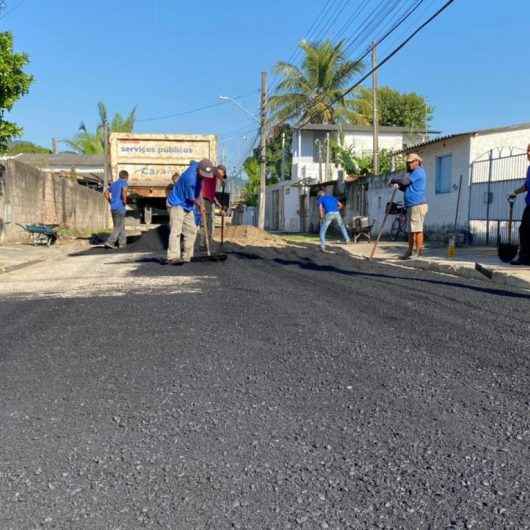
0, 159, 110, 244
367, 176, 395, 235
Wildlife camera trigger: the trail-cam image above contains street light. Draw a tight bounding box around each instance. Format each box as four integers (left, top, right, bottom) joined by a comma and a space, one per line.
219, 96, 260, 124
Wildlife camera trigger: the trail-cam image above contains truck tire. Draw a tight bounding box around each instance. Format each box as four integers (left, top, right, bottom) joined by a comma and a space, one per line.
144, 205, 153, 225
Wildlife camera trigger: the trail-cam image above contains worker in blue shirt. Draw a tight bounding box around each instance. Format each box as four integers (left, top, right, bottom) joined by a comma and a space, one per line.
317, 190, 351, 252
165, 159, 215, 264
104, 170, 129, 249
390, 153, 428, 259
508, 143, 530, 265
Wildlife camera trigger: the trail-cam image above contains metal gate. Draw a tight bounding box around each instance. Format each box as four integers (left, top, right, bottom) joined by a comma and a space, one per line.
468, 150, 527, 245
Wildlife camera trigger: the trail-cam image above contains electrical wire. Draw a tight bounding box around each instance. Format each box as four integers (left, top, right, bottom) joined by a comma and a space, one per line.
295, 0, 457, 129
0, 0, 25, 20
136, 89, 258, 123
268, 0, 338, 97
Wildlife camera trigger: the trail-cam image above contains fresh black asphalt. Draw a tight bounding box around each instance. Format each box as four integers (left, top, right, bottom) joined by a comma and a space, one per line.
1, 245, 529, 529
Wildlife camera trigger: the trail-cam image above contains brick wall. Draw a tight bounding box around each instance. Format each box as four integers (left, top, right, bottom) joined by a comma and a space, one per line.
0, 159, 110, 244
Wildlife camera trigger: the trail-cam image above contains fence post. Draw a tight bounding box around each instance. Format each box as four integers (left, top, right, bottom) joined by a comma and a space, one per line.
485, 149, 493, 245
496, 220, 500, 245
467, 162, 474, 237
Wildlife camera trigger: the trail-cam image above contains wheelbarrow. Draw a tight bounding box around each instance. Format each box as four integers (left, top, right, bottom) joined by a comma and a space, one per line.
16, 223, 58, 246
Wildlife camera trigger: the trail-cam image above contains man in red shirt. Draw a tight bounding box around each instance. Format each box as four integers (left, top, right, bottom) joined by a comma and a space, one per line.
200, 164, 226, 250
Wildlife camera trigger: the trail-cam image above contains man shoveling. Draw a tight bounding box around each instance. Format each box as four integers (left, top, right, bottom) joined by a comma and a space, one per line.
164, 159, 215, 265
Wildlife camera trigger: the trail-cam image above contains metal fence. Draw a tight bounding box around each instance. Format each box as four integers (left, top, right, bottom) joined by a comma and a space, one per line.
468, 151, 527, 245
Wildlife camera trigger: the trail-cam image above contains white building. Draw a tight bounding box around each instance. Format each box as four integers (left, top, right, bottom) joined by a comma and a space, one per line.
367, 122, 530, 243
266, 124, 428, 232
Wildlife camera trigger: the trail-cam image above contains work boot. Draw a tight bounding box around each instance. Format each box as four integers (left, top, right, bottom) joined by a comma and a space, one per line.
162, 258, 183, 266
399, 249, 413, 260
104, 243, 117, 250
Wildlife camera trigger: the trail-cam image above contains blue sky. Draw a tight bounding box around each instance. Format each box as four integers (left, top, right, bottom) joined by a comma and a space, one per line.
4, 0, 530, 172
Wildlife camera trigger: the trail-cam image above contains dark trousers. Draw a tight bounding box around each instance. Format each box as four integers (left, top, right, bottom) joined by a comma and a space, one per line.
107, 211, 127, 248
519, 205, 530, 261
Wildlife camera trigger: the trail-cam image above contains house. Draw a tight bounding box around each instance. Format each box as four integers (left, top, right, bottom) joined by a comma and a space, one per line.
369, 122, 530, 244
266, 124, 429, 232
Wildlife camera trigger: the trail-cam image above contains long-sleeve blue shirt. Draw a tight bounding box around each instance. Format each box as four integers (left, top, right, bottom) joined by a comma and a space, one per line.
167, 162, 202, 211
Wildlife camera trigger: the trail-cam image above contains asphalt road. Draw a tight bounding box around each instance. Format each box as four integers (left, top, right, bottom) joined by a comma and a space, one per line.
0, 244, 528, 529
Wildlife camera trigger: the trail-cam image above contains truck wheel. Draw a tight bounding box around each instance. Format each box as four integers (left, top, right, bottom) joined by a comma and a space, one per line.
144, 205, 153, 225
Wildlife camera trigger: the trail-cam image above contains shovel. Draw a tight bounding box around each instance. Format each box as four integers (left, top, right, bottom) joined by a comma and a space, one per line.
192, 206, 228, 263
497, 197, 518, 263
369, 186, 398, 260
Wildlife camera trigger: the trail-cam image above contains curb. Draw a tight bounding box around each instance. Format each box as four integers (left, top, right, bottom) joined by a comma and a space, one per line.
0, 258, 46, 276
402, 258, 530, 291
347, 252, 530, 291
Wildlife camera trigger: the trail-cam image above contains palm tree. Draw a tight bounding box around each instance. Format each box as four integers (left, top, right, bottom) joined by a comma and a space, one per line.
66, 102, 137, 155
269, 40, 365, 125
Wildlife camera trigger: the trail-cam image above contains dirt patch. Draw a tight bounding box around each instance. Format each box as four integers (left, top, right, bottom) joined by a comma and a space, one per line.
216, 225, 287, 248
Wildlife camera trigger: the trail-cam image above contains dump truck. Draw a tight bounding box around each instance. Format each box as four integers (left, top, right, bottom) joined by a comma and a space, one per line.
109, 133, 217, 224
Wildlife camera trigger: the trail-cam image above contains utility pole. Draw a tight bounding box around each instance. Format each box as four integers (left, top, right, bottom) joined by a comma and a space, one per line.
52, 138, 58, 154
371, 42, 379, 176
258, 71, 268, 230
103, 123, 110, 192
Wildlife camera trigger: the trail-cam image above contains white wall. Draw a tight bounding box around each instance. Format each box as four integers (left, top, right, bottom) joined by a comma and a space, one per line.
367, 179, 395, 235
342, 131, 404, 156
470, 129, 530, 162
412, 127, 530, 231
413, 136, 471, 230
291, 129, 414, 183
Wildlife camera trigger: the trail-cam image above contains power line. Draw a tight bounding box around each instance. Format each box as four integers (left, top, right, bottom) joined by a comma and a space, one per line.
268, 0, 341, 97
344, 0, 426, 67
136, 89, 258, 123
0, 0, 25, 20
296, 0, 457, 129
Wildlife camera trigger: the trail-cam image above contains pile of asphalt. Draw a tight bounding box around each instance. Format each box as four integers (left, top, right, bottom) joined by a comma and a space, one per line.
126, 225, 169, 253
70, 226, 170, 256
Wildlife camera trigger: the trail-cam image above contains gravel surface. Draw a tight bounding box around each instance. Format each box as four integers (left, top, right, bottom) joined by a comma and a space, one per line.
0, 243, 528, 529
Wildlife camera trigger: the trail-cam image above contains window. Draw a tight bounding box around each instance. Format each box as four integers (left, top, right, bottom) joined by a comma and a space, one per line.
313, 132, 326, 162
436, 154, 453, 194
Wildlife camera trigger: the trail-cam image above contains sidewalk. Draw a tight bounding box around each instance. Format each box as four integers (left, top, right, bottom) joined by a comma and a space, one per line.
0, 240, 88, 275
342, 241, 530, 291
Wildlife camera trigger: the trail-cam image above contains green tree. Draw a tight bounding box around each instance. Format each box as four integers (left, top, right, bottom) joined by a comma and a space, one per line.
6, 140, 51, 154
354, 86, 433, 131
0, 32, 33, 152
240, 126, 293, 205
334, 144, 404, 177
67, 101, 137, 155
270, 40, 364, 125
242, 156, 260, 207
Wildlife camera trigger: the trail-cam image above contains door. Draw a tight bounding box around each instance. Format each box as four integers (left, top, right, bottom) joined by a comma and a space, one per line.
271, 190, 280, 231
